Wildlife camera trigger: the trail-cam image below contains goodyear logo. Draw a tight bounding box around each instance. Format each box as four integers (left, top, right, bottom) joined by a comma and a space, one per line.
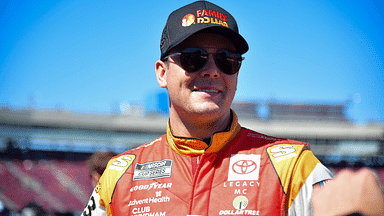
181, 9, 228, 28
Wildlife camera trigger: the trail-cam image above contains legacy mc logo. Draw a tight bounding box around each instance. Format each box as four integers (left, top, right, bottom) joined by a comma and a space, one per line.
228, 154, 261, 181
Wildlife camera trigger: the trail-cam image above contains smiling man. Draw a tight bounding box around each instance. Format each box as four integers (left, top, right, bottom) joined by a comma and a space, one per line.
82, 1, 332, 216
156, 32, 239, 139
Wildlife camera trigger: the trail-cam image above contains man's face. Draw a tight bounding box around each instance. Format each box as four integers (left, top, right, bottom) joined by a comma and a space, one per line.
160, 33, 239, 120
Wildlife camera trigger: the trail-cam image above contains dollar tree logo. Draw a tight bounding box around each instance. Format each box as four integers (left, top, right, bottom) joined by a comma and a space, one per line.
233, 196, 249, 210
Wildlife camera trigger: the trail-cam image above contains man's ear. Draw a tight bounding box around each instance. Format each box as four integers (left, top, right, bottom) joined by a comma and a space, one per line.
155, 60, 167, 88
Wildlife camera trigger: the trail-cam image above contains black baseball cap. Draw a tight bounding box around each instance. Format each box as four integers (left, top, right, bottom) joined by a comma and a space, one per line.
160, 0, 249, 59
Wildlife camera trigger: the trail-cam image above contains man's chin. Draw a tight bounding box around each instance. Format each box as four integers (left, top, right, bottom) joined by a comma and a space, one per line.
191, 104, 225, 115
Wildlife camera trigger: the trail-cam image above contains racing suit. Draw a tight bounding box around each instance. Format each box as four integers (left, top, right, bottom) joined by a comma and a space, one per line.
82, 112, 332, 216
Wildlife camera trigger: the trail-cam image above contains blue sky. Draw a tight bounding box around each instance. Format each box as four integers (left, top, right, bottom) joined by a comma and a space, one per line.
0, 0, 383, 124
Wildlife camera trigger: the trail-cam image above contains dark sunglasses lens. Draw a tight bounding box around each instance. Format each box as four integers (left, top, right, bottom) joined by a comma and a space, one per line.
180, 48, 207, 72
215, 50, 242, 74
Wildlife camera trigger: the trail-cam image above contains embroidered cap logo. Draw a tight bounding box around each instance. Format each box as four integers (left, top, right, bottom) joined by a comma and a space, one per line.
180, 9, 229, 28
181, 14, 195, 27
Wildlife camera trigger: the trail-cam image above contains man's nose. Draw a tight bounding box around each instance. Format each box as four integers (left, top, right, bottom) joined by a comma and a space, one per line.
200, 54, 220, 78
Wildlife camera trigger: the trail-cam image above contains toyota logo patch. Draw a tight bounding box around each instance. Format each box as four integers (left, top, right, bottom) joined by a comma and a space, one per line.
228, 154, 261, 181
232, 160, 257, 174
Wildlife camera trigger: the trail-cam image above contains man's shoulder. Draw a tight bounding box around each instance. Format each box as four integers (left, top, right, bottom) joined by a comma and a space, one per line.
101, 134, 167, 177
97, 134, 168, 202
119, 134, 168, 154
239, 127, 309, 147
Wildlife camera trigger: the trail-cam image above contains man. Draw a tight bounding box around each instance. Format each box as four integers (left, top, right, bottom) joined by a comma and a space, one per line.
82, 1, 332, 215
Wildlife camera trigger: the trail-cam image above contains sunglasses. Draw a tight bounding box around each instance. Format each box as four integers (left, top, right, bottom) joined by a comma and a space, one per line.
162, 47, 244, 75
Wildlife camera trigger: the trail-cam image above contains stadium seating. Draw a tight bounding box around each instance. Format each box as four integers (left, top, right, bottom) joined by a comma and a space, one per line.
0, 159, 93, 213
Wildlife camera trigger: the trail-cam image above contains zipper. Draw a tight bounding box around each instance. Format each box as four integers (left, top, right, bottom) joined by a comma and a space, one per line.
191, 155, 202, 177
189, 154, 206, 214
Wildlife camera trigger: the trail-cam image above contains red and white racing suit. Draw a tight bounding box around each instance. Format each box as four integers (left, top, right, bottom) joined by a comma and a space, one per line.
82, 112, 332, 216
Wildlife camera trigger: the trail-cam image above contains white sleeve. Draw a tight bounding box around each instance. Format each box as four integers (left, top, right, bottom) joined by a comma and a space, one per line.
81, 189, 107, 216
287, 163, 333, 216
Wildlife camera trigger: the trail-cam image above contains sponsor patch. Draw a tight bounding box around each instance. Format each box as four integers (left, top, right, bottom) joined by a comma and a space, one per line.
219, 196, 260, 215
107, 154, 135, 171
269, 144, 297, 162
130, 182, 172, 192
128, 195, 171, 207
233, 196, 248, 210
228, 154, 261, 181
181, 9, 229, 28
133, 159, 173, 181
181, 14, 195, 27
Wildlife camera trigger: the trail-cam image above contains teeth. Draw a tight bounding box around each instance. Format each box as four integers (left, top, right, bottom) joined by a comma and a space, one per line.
201, 89, 219, 93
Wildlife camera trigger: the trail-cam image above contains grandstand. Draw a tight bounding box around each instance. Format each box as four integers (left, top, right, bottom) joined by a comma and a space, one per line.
0, 101, 383, 214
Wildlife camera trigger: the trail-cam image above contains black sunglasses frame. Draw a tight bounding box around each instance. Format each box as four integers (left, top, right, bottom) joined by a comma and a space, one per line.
161, 47, 244, 75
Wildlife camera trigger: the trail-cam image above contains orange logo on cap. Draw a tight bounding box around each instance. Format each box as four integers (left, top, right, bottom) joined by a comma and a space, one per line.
181, 14, 195, 27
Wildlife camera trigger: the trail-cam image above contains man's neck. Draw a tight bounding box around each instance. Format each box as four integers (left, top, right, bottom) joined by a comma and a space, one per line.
169, 109, 232, 139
